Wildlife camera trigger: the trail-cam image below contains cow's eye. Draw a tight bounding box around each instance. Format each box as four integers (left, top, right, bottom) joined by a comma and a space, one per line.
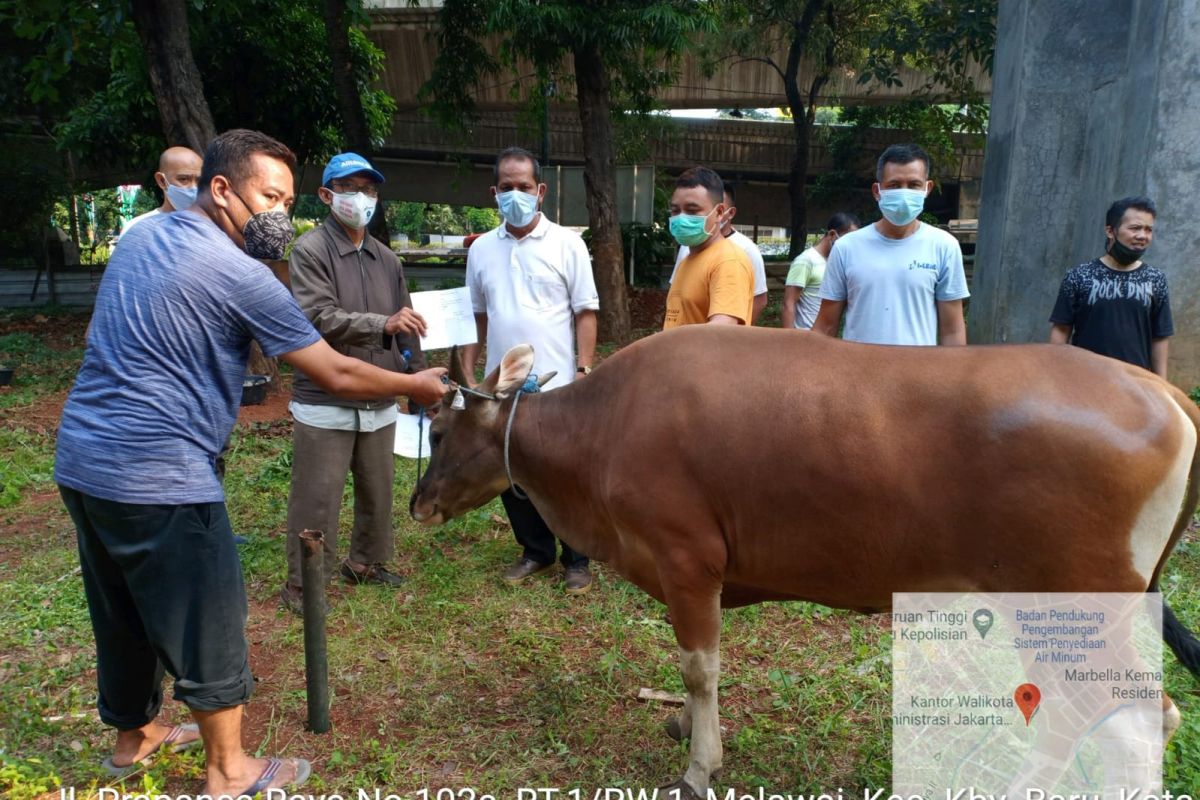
429, 431, 442, 450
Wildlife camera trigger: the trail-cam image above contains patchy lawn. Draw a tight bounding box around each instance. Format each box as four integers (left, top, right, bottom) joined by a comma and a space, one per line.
1, 305, 1197, 798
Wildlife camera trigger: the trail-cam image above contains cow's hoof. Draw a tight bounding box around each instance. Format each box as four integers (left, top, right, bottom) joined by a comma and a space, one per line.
664, 716, 690, 742
658, 780, 702, 800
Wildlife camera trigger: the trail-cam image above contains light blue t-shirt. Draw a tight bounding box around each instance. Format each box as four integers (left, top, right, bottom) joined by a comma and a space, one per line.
819, 222, 969, 345
55, 210, 321, 504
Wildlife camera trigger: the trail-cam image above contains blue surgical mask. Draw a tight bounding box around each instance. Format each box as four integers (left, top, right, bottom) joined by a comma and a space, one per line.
877, 188, 926, 226
166, 183, 198, 211
669, 209, 715, 247
496, 190, 539, 227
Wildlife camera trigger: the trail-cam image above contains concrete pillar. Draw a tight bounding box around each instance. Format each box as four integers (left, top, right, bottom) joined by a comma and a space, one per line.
969, 0, 1200, 388
957, 178, 981, 221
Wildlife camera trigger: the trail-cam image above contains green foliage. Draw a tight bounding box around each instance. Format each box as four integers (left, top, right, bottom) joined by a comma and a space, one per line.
858, 0, 997, 98
620, 223, 675, 287
293, 194, 331, 225
50, 190, 125, 247
386, 202, 500, 239
0, 752, 61, 800
1189, 386, 1200, 407
4, 0, 395, 172
461, 204, 501, 233
810, 100, 987, 214
712, 0, 995, 243
387, 201, 427, 240
0, 128, 72, 259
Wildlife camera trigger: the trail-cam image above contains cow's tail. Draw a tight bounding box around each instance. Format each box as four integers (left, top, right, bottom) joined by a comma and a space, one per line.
1162, 603, 1200, 676
1151, 384, 1200, 678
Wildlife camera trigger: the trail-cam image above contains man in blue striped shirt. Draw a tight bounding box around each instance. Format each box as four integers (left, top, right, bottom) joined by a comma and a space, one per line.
55, 130, 446, 794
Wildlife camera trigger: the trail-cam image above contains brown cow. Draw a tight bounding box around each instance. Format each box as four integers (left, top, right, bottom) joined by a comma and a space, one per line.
410, 325, 1200, 795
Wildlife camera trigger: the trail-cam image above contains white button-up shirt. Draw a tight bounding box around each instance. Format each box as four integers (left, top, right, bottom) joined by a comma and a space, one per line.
466, 215, 599, 391
288, 400, 398, 432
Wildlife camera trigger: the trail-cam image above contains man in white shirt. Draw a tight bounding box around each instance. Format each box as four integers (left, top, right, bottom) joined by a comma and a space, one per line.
461, 146, 600, 594
118, 146, 204, 239
812, 144, 969, 346
671, 182, 768, 323
782, 212, 859, 329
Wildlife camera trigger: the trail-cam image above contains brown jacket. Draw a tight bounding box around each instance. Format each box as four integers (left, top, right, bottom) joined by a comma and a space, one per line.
289, 218, 426, 409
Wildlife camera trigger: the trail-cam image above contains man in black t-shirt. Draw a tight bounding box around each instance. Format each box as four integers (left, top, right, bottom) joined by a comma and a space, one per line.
1049, 196, 1173, 378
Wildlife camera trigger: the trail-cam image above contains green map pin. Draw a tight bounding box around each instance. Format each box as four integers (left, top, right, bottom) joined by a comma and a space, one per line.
972, 608, 994, 639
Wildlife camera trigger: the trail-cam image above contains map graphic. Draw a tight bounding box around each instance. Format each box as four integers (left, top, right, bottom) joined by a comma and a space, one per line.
892, 593, 1163, 798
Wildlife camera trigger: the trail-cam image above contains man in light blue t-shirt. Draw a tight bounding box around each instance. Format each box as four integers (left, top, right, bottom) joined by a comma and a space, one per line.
812, 143, 969, 346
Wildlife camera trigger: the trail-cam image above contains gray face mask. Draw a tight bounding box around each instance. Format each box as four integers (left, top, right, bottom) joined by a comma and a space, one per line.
231, 189, 293, 260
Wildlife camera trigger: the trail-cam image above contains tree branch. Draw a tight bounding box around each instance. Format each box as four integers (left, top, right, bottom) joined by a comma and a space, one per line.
804, 3, 837, 123
728, 55, 785, 83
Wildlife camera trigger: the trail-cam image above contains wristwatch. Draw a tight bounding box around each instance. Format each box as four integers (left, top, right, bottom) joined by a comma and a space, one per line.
576, 366, 592, 375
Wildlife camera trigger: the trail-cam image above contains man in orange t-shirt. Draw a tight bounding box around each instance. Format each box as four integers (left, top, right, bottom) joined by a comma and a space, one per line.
662, 166, 754, 329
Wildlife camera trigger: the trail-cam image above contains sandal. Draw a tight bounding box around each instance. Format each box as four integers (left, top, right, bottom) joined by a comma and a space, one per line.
238, 757, 312, 797
101, 722, 202, 777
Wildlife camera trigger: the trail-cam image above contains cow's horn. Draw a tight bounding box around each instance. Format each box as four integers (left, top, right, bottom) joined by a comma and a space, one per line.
537, 371, 557, 388
448, 344, 469, 386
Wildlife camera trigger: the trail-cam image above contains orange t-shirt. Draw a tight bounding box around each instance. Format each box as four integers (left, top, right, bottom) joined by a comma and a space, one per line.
662, 236, 754, 329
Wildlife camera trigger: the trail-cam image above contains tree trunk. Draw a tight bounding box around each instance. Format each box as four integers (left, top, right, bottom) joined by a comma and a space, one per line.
322, 0, 392, 245
573, 43, 630, 343
782, 0, 831, 258
247, 340, 282, 395
68, 195, 80, 250
129, 0, 217, 151
324, 0, 372, 153
787, 115, 811, 259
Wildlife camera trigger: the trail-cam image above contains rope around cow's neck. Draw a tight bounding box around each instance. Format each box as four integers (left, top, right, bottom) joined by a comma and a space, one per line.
503, 375, 541, 500
414, 375, 540, 500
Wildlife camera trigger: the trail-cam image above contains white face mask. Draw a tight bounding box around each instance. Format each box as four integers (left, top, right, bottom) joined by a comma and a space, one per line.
330, 191, 378, 230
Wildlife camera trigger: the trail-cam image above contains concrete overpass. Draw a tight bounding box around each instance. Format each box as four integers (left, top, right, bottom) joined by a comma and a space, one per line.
365, 4, 992, 111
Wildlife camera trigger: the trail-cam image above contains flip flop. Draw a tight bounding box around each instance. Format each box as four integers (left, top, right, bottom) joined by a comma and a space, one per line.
101, 722, 202, 777
238, 757, 312, 797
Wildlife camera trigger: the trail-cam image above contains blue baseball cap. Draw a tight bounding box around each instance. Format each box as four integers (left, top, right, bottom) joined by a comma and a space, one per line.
322, 152, 385, 186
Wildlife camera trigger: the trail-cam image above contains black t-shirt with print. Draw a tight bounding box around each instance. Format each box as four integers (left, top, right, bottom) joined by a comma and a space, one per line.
1049, 258, 1173, 371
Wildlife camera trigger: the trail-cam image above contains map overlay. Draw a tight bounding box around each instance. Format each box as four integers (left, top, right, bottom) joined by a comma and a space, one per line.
892, 593, 1164, 798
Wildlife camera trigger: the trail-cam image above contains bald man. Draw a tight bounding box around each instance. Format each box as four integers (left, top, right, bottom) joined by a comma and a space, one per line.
119, 146, 204, 239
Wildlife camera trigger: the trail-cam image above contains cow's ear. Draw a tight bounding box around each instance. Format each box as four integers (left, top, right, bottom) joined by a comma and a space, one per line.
493, 344, 535, 398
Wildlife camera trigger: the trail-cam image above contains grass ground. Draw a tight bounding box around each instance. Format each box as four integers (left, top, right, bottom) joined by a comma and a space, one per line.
1, 303, 1197, 799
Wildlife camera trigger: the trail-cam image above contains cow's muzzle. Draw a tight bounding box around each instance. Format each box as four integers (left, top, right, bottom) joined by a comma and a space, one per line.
409, 491, 444, 526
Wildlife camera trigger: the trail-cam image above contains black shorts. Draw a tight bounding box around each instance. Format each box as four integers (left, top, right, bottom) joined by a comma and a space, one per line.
60, 486, 253, 727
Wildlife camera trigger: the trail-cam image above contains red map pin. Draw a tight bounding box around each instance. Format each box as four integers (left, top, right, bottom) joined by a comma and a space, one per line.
1014, 683, 1041, 725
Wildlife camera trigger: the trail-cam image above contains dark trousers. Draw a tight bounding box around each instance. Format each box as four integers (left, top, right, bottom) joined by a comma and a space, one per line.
60, 486, 254, 730
285, 420, 396, 588
500, 489, 587, 569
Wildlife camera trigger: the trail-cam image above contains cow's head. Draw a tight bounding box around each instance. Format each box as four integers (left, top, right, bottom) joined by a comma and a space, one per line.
409, 344, 543, 526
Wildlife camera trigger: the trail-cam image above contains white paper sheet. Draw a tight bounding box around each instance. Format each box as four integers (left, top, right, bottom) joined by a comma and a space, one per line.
393, 411, 432, 459
409, 286, 477, 351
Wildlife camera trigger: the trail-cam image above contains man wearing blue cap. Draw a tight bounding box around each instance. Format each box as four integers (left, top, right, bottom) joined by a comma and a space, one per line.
281, 152, 427, 614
